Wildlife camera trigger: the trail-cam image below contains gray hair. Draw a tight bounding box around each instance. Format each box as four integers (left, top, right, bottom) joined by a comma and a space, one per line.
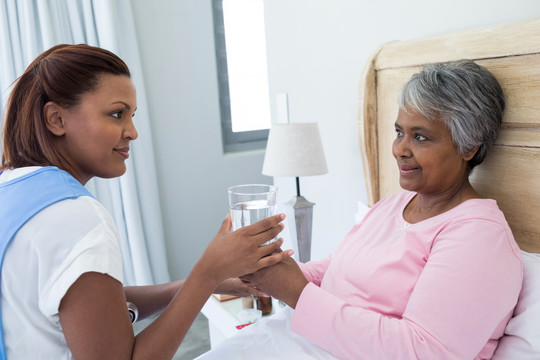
398, 60, 505, 169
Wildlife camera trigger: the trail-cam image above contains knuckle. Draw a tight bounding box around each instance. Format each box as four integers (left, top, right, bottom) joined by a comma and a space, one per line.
270, 226, 282, 237
260, 218, 272, 229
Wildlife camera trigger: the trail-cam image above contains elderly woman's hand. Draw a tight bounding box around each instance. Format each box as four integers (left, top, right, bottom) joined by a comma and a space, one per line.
241, 255, 309, 309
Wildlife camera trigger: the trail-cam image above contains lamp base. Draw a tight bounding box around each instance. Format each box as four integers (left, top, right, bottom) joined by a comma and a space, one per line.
288, 195, 315, 263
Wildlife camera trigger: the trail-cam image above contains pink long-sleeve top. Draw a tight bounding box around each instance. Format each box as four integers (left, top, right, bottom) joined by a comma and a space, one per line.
291, 191, 522, 360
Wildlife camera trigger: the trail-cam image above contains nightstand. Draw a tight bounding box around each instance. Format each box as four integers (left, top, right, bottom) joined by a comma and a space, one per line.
201, 296, 285, 348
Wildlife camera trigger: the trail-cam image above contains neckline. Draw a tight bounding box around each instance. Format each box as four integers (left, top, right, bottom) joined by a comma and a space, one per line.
398, 191, 493, 228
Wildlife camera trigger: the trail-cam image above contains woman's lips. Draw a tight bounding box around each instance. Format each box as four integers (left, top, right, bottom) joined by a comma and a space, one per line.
399, 165, 419, 174
114, 147, 130, 159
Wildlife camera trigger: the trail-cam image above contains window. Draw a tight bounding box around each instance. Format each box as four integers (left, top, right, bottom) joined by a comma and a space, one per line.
212, 0, 271, 152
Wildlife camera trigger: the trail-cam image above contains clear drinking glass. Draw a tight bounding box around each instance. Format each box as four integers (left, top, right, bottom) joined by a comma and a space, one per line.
227, 184, 278, 245
228, 184, 278, 315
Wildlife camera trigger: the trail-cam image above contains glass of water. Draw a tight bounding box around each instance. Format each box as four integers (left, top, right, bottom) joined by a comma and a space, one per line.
228, 184, 278, 315
227, 184, 278, 245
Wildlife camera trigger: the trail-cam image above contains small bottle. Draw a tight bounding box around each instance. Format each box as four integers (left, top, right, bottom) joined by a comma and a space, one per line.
255, 295, 272, 315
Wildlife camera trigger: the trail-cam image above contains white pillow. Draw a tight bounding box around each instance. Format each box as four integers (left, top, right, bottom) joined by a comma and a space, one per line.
492, 251, 540, 359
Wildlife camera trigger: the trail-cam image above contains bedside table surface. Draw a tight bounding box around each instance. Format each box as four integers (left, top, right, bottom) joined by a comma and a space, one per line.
201, 296, 285, 346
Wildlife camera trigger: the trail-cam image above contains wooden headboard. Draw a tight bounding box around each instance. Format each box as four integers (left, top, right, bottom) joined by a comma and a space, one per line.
358, 18, 540, 253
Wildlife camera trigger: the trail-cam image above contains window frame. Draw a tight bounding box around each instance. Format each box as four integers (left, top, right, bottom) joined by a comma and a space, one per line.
212, 0, 269, 153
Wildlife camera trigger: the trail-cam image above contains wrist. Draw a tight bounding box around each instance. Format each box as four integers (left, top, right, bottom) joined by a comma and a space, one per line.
190, 259, 222, 291
288, 278, 309, 309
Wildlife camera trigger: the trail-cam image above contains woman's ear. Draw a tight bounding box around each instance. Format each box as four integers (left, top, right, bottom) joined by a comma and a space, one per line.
463, 145, 480, 161
43, 101, 66, 136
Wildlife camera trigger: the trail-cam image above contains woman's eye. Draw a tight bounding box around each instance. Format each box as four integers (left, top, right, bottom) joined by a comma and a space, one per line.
415, 134, 427, 141
395, 129, 403, 137
111, 111, 122, 119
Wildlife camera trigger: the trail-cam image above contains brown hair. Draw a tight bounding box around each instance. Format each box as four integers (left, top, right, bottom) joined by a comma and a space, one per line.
1, 44, 130, 171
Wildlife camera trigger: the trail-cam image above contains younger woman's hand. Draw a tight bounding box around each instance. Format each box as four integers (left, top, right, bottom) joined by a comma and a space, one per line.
214, 278, 269, 298
196, 213, 294, 287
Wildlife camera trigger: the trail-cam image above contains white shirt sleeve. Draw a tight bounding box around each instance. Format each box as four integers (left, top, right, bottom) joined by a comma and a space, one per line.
28, 197, 123, 321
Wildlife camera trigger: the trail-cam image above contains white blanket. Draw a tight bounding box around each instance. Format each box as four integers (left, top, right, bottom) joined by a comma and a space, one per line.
195, 307, 338, 360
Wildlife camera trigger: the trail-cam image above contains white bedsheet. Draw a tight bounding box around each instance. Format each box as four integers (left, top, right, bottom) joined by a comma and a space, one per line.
195, 307, 337, 360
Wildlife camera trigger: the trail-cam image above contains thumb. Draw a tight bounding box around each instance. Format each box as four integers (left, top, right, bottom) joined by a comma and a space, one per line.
220, 213, 232, 233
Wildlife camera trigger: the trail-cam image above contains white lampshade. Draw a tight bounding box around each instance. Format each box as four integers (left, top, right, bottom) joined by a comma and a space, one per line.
262, 123, 328, 177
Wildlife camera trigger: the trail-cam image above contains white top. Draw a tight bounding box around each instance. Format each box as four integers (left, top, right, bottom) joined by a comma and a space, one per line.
0, 167, 123, 359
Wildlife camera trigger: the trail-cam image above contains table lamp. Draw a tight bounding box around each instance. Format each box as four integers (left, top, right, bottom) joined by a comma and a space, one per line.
262, 123, 328, 262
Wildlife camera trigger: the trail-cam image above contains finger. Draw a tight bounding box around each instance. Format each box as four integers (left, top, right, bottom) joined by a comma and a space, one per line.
249, 288, 270, 297
256, 249, 295, 270
253, 224, 285, 246
256, 238, 284, 257
261, 238, 285, 253
255, 237, 285, 258
245, 213, 286, 236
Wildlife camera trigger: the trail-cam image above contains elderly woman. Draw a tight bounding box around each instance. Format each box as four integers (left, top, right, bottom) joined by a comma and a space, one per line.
197, 60, 522, 360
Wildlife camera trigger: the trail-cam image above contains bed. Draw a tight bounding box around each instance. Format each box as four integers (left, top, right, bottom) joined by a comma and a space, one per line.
357, 18, 540, 359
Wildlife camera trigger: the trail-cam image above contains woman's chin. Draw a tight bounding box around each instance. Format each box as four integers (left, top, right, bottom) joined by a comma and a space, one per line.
399, 180, 418, 193
98, 166, 127, 179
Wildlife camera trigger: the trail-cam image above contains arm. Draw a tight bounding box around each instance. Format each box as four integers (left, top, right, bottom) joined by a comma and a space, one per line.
124, 277, 267, 322
289, 221, 522, 359
213, 277, 270, 298
59, 214, 292, 360
124, 280, 184, 321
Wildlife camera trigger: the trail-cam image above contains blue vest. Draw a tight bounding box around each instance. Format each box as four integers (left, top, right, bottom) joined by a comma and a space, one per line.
0, 167, 93, 359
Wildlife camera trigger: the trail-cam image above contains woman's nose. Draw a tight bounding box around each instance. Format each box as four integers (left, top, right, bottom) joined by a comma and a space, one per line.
392, 137, 412, 158
124, 119, 138, 140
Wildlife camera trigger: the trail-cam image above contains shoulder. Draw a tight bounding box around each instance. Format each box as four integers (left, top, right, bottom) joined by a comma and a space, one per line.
431, 199, 522, 264
2, 166, 110, 229
29, 195, 116, 240
441, 199, 510, 231
0, 166, 43, 182
11, 167, 119, 253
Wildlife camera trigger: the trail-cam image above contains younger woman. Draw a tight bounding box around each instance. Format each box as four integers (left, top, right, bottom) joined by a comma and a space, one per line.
0, 44, 291, 359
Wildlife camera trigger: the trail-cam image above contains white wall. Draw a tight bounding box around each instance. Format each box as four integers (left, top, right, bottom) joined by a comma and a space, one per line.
263, 0, 540, 260
130, 0, 540, 279
130, 0, 271, 279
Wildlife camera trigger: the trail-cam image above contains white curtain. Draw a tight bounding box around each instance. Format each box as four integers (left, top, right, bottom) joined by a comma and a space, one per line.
0, 0, 170, 286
